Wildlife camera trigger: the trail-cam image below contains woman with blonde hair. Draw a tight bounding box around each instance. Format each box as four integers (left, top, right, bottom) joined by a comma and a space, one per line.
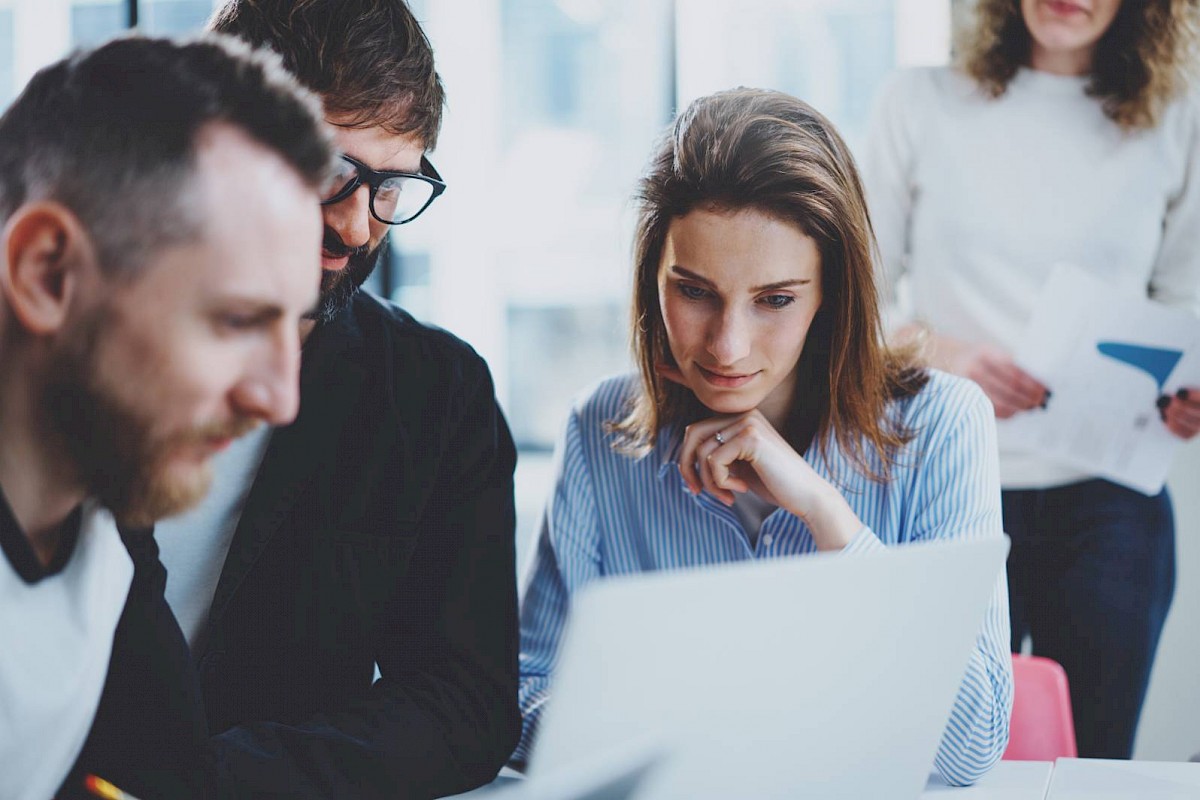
514, 88, 1013, 786
864, 0, 1200, 759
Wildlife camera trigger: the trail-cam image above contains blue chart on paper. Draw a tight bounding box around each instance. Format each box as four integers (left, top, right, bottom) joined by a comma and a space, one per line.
1096, 342, 1183, 391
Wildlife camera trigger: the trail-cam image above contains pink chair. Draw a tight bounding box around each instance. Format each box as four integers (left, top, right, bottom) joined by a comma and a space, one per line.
1003, 654, 1078, 761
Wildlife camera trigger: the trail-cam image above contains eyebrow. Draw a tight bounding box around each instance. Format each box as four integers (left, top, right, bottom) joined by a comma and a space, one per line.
208, 296, 287, 321
669, 265, 813, 293
343, 151, 422, 175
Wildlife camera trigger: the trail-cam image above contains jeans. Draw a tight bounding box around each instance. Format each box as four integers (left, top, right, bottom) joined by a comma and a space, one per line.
1003, 479, 1175, 759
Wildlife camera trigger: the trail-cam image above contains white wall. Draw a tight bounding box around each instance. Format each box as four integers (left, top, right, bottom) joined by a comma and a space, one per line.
1136, 444, 1200, 761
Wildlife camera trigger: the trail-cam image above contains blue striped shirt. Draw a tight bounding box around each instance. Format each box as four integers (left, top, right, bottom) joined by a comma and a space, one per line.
515, 370, 1013, 785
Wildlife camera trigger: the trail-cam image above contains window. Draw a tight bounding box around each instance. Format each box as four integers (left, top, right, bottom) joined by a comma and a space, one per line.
0, 0, 223, 113
71, 0, 128, 47
140, 0, 220, 35
0, 5, 12, 108
0, 0, 952, 566
416, 1, 951, 565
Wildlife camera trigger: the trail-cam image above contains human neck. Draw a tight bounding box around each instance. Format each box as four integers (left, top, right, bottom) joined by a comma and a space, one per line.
756, 387, 792, 433
1029, 43, 1092, 77
300, 317, 318, 343
0, 373, 86, 567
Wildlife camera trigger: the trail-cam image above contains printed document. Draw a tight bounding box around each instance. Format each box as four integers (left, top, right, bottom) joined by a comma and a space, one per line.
998, 263, 1200, 495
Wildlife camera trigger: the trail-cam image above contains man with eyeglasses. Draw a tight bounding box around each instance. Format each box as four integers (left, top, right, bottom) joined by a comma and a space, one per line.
151, 2, 520, 798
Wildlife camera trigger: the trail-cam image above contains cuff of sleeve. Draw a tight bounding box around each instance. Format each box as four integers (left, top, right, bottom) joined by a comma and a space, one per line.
842, 526, 885, 555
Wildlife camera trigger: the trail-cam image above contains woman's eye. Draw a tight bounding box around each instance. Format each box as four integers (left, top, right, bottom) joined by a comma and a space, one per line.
760, 294, 795, 309
678, 284, 711, 300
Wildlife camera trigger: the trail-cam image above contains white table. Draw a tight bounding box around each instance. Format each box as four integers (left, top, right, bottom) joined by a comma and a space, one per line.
922, 761, 1054, 799
452, 762, 1056, 799
453, 759, 1200, 799
1045, 758, 1200, 799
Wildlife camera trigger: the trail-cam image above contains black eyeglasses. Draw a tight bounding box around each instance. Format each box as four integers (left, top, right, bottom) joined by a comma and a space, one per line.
320, 153, 446, 225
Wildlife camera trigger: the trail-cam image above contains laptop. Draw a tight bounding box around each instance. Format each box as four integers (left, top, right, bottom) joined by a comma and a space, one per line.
525, 536, 1009, 800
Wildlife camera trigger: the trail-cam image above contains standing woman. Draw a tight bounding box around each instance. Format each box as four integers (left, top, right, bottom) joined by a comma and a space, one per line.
514, 88, 1013, 786
864, 0, 1200, 759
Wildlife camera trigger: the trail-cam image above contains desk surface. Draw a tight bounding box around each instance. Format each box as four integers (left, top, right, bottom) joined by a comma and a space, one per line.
923, 762, 1053, 799
453, 759, 1200, 799
1046, 758, 1200, 799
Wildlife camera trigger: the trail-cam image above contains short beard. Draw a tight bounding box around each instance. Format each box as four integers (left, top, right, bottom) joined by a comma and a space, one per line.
307, 233, 385, 325
42, 309, 257, 527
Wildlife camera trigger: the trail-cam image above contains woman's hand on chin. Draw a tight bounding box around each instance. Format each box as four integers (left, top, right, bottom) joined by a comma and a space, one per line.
660, 361, 863, 551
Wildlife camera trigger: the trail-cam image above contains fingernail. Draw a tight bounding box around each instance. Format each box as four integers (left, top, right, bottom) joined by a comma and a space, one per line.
1177, 388, 1190, 401
1157, 395, 1172, 410
1039, 397, 1049, 410
1045, 390, 1053, 400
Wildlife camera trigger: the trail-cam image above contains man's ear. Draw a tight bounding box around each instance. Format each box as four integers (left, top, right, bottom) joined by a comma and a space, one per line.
1, 202, 96, 335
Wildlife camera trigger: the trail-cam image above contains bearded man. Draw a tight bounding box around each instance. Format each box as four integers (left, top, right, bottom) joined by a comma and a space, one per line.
0, 34, 333, 799
150, 2, 522, 797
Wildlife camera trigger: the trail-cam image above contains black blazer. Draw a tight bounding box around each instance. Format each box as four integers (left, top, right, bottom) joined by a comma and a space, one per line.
59, 528, 213, 800
196, 292, 521, 799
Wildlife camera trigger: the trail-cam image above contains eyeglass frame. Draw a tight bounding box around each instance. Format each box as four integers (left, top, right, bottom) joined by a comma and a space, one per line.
319, 153, 447, 225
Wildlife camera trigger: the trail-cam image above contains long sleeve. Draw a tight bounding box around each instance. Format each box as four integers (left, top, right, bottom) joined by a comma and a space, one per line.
907, 380, 1013, 786
208, 357, 521, 800
1149, 97, 1200, 316
862, 69, 921, 327
510, 409, 603, 769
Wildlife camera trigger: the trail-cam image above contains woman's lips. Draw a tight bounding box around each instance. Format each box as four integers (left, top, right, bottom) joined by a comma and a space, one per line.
1045, 0, 1087, 16
697, 365, 757, 388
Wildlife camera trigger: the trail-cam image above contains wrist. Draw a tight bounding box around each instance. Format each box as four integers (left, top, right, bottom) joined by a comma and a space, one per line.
801, 483, 862, 552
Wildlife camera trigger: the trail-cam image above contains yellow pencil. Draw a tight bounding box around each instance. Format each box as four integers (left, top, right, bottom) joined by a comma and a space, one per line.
84, 774, 142, 800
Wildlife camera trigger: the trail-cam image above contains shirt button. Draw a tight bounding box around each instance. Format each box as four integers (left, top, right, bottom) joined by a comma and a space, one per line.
762, 533, 774, 547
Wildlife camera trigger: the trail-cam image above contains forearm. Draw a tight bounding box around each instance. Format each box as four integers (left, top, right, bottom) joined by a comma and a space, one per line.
932, 645, 1011, 786
209, 670, 518, 800
512, 674, 552, 770
803, 483, 868, 552
932, 571, 1012, 786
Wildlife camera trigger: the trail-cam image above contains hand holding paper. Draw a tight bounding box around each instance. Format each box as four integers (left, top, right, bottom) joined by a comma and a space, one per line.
998, 263, 1200, 495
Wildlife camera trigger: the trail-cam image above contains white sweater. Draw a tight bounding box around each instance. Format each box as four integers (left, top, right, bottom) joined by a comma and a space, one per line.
863, 66, 1200, 489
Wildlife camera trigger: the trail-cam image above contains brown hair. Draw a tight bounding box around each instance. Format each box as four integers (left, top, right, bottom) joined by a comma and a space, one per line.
959, 0, 1200, 130
209, 0, 444, 146
609, 88, 927, 483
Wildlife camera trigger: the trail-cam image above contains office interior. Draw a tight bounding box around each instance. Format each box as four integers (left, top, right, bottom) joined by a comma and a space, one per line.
1, 0, 1197, 765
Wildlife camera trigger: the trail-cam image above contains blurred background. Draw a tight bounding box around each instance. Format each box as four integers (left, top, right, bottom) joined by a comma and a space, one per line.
1, 0, 1196, 762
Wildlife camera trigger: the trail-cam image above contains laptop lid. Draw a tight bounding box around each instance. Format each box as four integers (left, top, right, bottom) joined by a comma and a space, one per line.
528, 535, 1009, 800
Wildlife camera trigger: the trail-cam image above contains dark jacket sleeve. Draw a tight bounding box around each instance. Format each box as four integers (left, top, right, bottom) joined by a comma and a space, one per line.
207, 355, 521, 800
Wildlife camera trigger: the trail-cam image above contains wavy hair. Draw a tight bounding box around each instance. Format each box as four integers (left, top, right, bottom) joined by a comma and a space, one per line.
959, 0, 1200, 130
608, 89, 927, 483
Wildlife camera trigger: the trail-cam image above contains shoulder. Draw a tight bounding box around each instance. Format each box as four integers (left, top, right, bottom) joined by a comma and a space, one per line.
893, 369, 995, 450
570, 373, 639, 428
349, 292, 495, 393
868, 66, 978, 154
1152, 87, 1200, 153
556, 373, 641, 462
878, 65, 970, 109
